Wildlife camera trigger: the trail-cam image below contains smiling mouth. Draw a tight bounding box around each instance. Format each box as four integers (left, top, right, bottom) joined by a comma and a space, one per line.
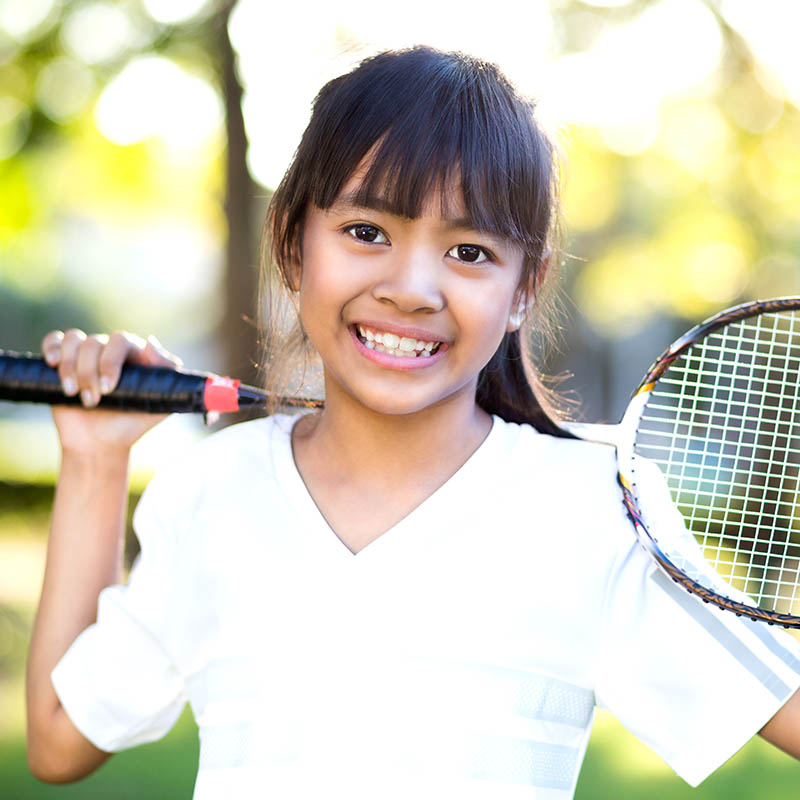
354, 325, 442, 358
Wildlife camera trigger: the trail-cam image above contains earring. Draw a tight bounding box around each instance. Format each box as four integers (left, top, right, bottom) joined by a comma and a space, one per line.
507, 302, 526, 331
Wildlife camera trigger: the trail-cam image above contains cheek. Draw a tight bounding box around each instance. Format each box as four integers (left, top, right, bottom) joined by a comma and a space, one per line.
297, 247, 361, 334
459, 282, 517, 338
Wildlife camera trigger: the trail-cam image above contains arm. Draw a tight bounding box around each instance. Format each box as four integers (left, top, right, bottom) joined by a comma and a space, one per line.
760, 687, 800, 759
25, 329, 179, 782
26, 449, 128, 781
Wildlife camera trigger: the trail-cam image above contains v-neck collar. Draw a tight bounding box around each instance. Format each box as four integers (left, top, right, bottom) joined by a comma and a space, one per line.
271, 412, 505, 560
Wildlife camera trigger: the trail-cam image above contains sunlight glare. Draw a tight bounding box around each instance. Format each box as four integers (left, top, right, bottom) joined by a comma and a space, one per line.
229, 0, 347, 190
230, 0, 554, 189
94, 56, 222, 154
543, 0, 721, 153
721, 0, 800, 109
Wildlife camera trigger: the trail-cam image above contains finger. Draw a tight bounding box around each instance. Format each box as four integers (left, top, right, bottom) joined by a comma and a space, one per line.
41, 330, 65, 367
75, 335, 109, 407
58, 329, 88, 397
147, 335, 184, 367
97, 331, 145, 395
128, 334, 184, 369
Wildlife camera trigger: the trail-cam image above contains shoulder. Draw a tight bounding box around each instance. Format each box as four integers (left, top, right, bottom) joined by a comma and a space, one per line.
189, 412, 292, 465
132, 413, 299, 535
489, 416, 634, 549
491, 415, 619, 490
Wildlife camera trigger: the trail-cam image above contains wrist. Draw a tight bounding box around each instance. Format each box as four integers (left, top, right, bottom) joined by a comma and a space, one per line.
59, 446, 131, 472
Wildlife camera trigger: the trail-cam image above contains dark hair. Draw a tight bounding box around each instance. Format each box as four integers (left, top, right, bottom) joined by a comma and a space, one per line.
262, 46, 572, 437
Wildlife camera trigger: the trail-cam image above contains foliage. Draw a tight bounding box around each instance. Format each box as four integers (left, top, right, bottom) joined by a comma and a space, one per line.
0, 0, 227, 346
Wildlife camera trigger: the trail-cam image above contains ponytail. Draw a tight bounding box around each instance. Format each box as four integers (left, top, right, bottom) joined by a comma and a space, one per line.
476, 328, 575, 439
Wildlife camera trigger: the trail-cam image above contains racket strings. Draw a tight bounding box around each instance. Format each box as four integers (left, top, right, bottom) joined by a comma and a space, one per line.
635, 310, 800, 615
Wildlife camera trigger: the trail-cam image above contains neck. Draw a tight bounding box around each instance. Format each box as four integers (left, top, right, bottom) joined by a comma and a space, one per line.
293, 377, 493, 489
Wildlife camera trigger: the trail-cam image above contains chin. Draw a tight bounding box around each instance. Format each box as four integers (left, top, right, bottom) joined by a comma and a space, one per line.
345, 382, 474, 419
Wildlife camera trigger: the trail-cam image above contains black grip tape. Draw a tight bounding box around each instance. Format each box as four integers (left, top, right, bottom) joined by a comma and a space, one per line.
0, 351, 207, 413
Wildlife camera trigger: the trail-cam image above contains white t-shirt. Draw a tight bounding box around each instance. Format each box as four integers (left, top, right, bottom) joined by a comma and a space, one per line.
51, 414, 800, 799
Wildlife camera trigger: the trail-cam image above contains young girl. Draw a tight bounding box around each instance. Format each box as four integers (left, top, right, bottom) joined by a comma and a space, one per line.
26, 46, 800, 799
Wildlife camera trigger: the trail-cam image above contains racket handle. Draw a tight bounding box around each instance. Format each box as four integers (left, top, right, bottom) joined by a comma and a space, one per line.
0, 351, 267, 414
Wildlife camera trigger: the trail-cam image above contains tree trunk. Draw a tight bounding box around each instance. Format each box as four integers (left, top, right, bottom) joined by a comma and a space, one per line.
216, 1, 265, 423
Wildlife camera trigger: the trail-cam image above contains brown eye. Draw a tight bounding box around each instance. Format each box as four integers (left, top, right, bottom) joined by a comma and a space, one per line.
448, 244, 489, 264
345, 224, 387, 244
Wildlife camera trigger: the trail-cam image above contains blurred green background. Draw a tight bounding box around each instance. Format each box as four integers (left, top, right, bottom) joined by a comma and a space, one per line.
2, 0, 800, 796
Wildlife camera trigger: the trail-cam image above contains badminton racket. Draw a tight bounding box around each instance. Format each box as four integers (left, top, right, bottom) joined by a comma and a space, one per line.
568, 297, 800, 628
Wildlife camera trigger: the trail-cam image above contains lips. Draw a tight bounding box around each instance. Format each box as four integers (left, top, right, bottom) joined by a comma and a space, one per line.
354, 324, 442, 358
348, 323, 448, 370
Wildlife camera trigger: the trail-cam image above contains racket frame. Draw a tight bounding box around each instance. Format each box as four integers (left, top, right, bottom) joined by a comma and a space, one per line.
572, 297, 800, 628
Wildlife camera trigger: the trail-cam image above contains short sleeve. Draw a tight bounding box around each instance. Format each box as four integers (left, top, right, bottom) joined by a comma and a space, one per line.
50, 457, 192, 753
595, 458, 800, 786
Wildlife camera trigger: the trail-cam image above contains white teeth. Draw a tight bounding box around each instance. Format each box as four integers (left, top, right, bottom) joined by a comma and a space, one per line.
399, 337, 416, 352
356, 325, 441, 357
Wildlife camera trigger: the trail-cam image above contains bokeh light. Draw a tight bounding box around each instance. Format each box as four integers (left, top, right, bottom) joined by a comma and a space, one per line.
60, 1, 151, 65
35, 57, 96, 123
94, 55, 223, 157
0, 0, 57, 43
142, 0, 213, 25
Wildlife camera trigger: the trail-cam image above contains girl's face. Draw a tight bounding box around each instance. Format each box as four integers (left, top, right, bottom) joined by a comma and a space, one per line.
296, 173, 526, 417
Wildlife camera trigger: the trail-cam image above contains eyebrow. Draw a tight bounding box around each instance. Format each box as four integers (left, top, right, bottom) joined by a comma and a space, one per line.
330, 190, 499, 238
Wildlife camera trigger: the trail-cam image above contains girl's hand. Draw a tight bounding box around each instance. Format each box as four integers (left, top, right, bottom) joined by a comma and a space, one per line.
42, 329, 183, 457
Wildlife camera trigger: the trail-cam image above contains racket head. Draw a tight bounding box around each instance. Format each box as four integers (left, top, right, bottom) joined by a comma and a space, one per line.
618, 297, 800, 627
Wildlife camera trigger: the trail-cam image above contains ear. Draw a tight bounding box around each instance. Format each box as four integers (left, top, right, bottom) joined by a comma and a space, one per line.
283, 234, 303, 293
285, 254, 302, 293
506, 294, 526, 332
506, 248, 552, 332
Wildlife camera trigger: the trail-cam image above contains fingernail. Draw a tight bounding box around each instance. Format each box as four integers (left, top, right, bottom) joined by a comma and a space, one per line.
44, 351, 58, 366
81, 389, 94, 407
63, 377, 77, 396
99, 376, 112, 395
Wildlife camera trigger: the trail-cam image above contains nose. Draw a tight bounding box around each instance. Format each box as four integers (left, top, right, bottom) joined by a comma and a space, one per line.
371, 246, 445, 314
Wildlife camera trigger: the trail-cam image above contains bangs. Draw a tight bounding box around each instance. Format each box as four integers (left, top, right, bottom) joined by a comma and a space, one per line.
293, 47, 554, 256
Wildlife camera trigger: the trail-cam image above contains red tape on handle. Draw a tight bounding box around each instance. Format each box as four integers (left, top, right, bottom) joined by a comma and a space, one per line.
203, 375, 240, 413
